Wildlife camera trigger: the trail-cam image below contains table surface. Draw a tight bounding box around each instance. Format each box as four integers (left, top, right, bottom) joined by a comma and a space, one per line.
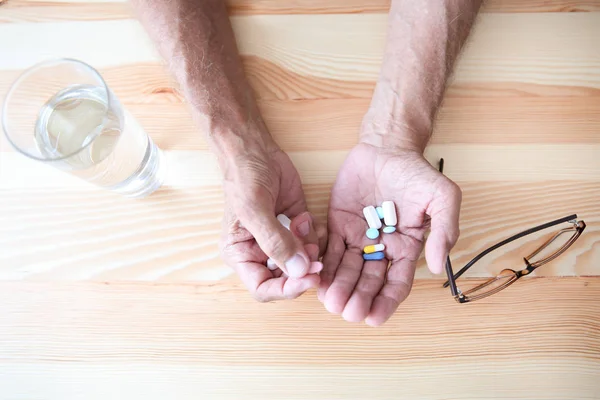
1, 1, 600, 399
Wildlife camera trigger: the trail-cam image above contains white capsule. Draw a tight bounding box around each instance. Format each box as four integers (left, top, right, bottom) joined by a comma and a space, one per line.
266, 258, 278, 270
382, 201, 397, 226
277, 214, 291, 230
363, 206, 382, 229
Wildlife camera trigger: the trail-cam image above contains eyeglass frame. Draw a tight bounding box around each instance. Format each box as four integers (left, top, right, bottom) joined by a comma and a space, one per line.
438, 158, 586, 303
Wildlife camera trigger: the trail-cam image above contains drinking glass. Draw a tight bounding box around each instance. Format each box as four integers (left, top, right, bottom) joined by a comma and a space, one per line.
2, 58, 165, 198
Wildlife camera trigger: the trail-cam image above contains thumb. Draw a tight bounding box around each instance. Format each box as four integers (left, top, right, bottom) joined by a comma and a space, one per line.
242, 208, 310, 279
425, 182, 462, 274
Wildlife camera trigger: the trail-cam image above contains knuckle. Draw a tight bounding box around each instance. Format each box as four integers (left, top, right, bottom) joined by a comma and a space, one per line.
443, 180, 462, 200
262, 234, 295, 261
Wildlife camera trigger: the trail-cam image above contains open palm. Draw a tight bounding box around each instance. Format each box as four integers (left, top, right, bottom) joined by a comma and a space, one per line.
318, 143, 461, 326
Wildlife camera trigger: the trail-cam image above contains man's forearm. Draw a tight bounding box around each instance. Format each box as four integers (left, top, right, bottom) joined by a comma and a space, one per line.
362, 0, 482, 152
131, 0, 275, 160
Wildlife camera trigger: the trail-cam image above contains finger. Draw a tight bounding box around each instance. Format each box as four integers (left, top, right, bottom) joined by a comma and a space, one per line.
314, 219, 328, 256
308, 261, 323, 274
318, 232, 345, 302
365, 258, 416, 327
323, 248, 364, 315
425, 181, 462, 274
269, 274, 321, 301
305, 243, 319, 262
240, 207, 310, 279
277, 263, 321, 276
290, 212, 319, 246
235, 261, 320, 302
341, 259, 387, 323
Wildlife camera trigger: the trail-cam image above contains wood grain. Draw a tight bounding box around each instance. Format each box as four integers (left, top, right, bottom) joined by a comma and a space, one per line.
2, 14, 599, 84
0, 180, 598, 281
3, 146, 600, 189
1, 279, 599, 399
4, 78, 600, 153
228, 0, 600, 14
3, 93, 600, 153
2, 0, 600, 23
2, 1, 600, 398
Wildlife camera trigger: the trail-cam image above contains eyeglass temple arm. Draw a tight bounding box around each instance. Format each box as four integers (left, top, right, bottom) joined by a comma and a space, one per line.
438, 159, 460, 297
445, 255, 459, 297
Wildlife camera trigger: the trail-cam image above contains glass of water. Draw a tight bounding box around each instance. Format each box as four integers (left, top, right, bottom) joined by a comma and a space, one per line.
2, 58, 165, 198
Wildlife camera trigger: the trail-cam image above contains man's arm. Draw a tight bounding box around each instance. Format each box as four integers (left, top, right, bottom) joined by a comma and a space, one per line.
362, 0, 483, 152
319, 0, 483, 325
130, 0, 275, 158
131, 0, 317, 290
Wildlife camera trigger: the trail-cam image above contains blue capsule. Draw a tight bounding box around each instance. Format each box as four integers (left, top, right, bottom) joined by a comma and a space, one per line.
376, 206, 385, 219
383, 226, 396, 234
363, 251, 385, 261
366, 228, 380, 239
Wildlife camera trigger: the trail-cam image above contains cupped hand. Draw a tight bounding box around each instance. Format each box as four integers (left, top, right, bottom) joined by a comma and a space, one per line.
319, 144, 461, 325
220, 146, 326, 302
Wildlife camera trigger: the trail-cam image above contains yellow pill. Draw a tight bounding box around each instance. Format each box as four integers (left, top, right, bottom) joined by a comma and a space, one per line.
363, 244, 385, 254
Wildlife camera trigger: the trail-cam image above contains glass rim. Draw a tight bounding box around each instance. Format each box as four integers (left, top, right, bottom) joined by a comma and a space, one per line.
1, 58, 114, 162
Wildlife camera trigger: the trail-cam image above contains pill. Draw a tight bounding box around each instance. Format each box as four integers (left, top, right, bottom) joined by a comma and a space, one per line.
266, 259, 278, 270
276, 214, 291, 230
382, 201, 397, 226
376, 206, 384, 219
363, 206, 382, 229
383, 226, 396, 234
363, 251, 385, 261
364, 244, 385, 254
366, 228, 380, 239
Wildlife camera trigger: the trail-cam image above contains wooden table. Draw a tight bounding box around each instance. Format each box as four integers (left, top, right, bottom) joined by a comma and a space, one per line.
1, 1, 599, 399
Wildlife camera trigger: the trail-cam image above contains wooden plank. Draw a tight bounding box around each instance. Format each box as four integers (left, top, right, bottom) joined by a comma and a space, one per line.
3, 145, 600, 191
0, 279, 598, 399
3, 62, 598, 104
3, 94, 600, 154
1, 14, 599, 86
1, 0, 600, 23
228, 0, 600, 14
0, 180, 598, 281
0, 0, 132, 23
2, 361, 600, 400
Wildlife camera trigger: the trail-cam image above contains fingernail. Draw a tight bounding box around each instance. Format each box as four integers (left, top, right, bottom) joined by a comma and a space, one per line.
297, 220, 310, 237
285, 253, 309, 278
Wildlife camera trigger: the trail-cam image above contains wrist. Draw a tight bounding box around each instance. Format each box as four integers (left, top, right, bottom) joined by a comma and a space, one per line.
360, 80, 436, 154
210, 122, 279, 180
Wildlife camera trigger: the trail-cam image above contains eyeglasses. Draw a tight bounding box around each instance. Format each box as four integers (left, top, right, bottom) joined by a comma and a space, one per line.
438, 159, 586, 303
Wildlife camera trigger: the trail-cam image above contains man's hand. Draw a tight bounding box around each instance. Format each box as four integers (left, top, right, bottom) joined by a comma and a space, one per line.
317, 0, 481, 325
131, 0, 328, 301
220, 146, 325, 302
319, 143, 461, 326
